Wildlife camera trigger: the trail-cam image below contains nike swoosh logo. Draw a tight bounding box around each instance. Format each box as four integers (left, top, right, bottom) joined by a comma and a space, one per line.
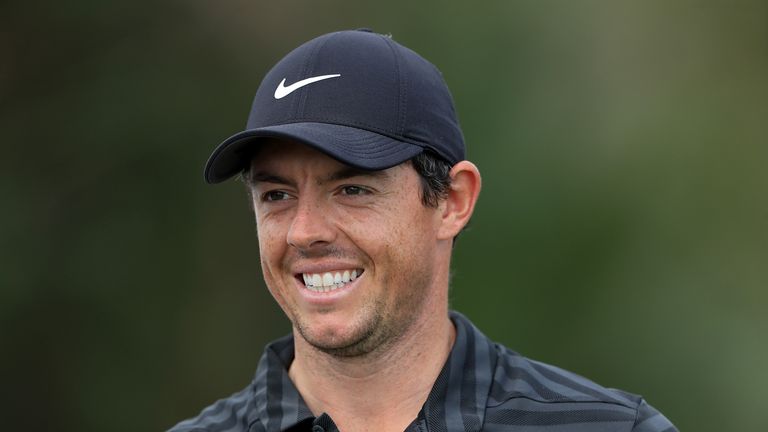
273, 74, 341, 99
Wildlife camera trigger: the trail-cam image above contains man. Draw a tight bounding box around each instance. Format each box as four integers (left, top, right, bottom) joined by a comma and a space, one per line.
170, 29, 677, 432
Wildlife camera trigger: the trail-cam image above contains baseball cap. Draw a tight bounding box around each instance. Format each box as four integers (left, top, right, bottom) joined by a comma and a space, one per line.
204, 29, 465, 184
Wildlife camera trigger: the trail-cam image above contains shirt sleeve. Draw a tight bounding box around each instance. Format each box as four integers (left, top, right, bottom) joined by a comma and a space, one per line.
631, 398, 678, 432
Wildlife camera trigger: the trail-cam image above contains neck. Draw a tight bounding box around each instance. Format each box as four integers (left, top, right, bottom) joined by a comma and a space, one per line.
289, 310, 455, 432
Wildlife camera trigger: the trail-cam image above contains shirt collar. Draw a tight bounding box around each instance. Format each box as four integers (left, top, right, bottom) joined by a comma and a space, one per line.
246, 311, 498, 432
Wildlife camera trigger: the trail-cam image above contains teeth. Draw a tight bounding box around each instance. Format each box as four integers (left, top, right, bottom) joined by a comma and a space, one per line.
301, 269, 362, 292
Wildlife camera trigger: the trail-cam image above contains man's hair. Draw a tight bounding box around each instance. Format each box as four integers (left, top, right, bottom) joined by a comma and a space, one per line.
410, 151, 453, 208
241, 150, 453, 209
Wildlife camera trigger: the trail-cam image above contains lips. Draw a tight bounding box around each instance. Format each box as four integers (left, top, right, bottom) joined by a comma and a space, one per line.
300, 269, 362, 292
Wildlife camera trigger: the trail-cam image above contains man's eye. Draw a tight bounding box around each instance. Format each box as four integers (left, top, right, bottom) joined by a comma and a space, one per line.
340, 185, 370, 196
262, 191, 291, 201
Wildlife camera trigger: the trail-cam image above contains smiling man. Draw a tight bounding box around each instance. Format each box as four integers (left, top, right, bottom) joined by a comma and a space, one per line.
169, 29, 677, 432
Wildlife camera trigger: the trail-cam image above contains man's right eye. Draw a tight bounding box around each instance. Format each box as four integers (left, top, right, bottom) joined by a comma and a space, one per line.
262, 190, 291, 202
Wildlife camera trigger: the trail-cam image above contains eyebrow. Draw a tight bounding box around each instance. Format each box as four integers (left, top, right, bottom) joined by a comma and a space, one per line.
249, 173, 295, 187
250, 167, 389, 187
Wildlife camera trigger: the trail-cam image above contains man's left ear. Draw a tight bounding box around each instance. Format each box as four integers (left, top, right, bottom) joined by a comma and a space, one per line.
438, 161, 482, 240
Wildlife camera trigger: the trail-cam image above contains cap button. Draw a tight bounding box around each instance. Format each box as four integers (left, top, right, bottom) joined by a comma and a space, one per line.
355, 27, 373, 32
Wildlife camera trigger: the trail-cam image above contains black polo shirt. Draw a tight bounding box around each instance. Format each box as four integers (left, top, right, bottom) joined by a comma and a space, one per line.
169, 312, 677, 432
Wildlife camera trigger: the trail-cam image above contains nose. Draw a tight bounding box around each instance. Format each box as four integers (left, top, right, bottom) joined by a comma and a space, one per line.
286, 197, 336, 251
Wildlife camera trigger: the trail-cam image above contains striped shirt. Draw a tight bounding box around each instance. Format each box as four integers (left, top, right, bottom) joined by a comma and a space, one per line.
169, 311, 677, 432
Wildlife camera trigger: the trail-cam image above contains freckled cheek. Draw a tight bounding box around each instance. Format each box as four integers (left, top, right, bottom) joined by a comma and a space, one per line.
255, 218, 291, 279
329, 209, 367, 238
257, 235, 294, 309
256, 210, 290, 242
343, 218, 401, 266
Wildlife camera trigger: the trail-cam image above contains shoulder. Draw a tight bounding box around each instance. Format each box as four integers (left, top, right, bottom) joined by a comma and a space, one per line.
484, 344, 677, 431
166, 383, 257, 432
166, 335, 294, 432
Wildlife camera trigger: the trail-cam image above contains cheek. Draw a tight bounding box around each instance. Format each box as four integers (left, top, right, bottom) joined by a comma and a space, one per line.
256, 227, 293, 308
256, 210, 288, 247
255, 218, 289, 276
345, 205, 435, 264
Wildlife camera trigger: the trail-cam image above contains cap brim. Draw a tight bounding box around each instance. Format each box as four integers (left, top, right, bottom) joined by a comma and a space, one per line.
204, 122, 425, 184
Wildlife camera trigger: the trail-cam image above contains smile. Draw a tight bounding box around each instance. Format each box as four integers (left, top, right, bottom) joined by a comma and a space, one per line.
301, 269, 363, 292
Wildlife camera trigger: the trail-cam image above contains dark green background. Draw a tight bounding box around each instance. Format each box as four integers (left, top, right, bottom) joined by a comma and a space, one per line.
2, 1, 766, 431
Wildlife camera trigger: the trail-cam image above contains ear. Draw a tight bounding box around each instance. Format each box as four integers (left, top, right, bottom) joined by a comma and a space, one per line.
437, 161, 481, 240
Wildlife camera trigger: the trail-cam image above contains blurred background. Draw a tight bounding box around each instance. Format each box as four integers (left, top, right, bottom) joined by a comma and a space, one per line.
2, 0, 766, 430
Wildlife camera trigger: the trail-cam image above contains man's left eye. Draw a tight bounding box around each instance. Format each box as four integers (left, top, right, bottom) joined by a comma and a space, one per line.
341, 185, 369, 196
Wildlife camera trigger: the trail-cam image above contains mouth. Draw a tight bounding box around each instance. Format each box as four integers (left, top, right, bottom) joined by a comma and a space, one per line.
297, 269, 364, 293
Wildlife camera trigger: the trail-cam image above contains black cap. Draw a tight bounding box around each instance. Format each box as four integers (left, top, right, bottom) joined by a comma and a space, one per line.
204, 29, 465, 183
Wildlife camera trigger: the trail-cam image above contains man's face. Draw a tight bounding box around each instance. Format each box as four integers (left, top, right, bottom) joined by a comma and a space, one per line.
249, 140, 448, 357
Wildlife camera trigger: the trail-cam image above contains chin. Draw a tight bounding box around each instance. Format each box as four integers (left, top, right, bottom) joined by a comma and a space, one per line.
295, 314, 388, 357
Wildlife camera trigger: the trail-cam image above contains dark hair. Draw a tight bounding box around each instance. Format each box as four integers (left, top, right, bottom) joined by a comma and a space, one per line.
412, 151, 465, 244
410, 151, 453, 208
